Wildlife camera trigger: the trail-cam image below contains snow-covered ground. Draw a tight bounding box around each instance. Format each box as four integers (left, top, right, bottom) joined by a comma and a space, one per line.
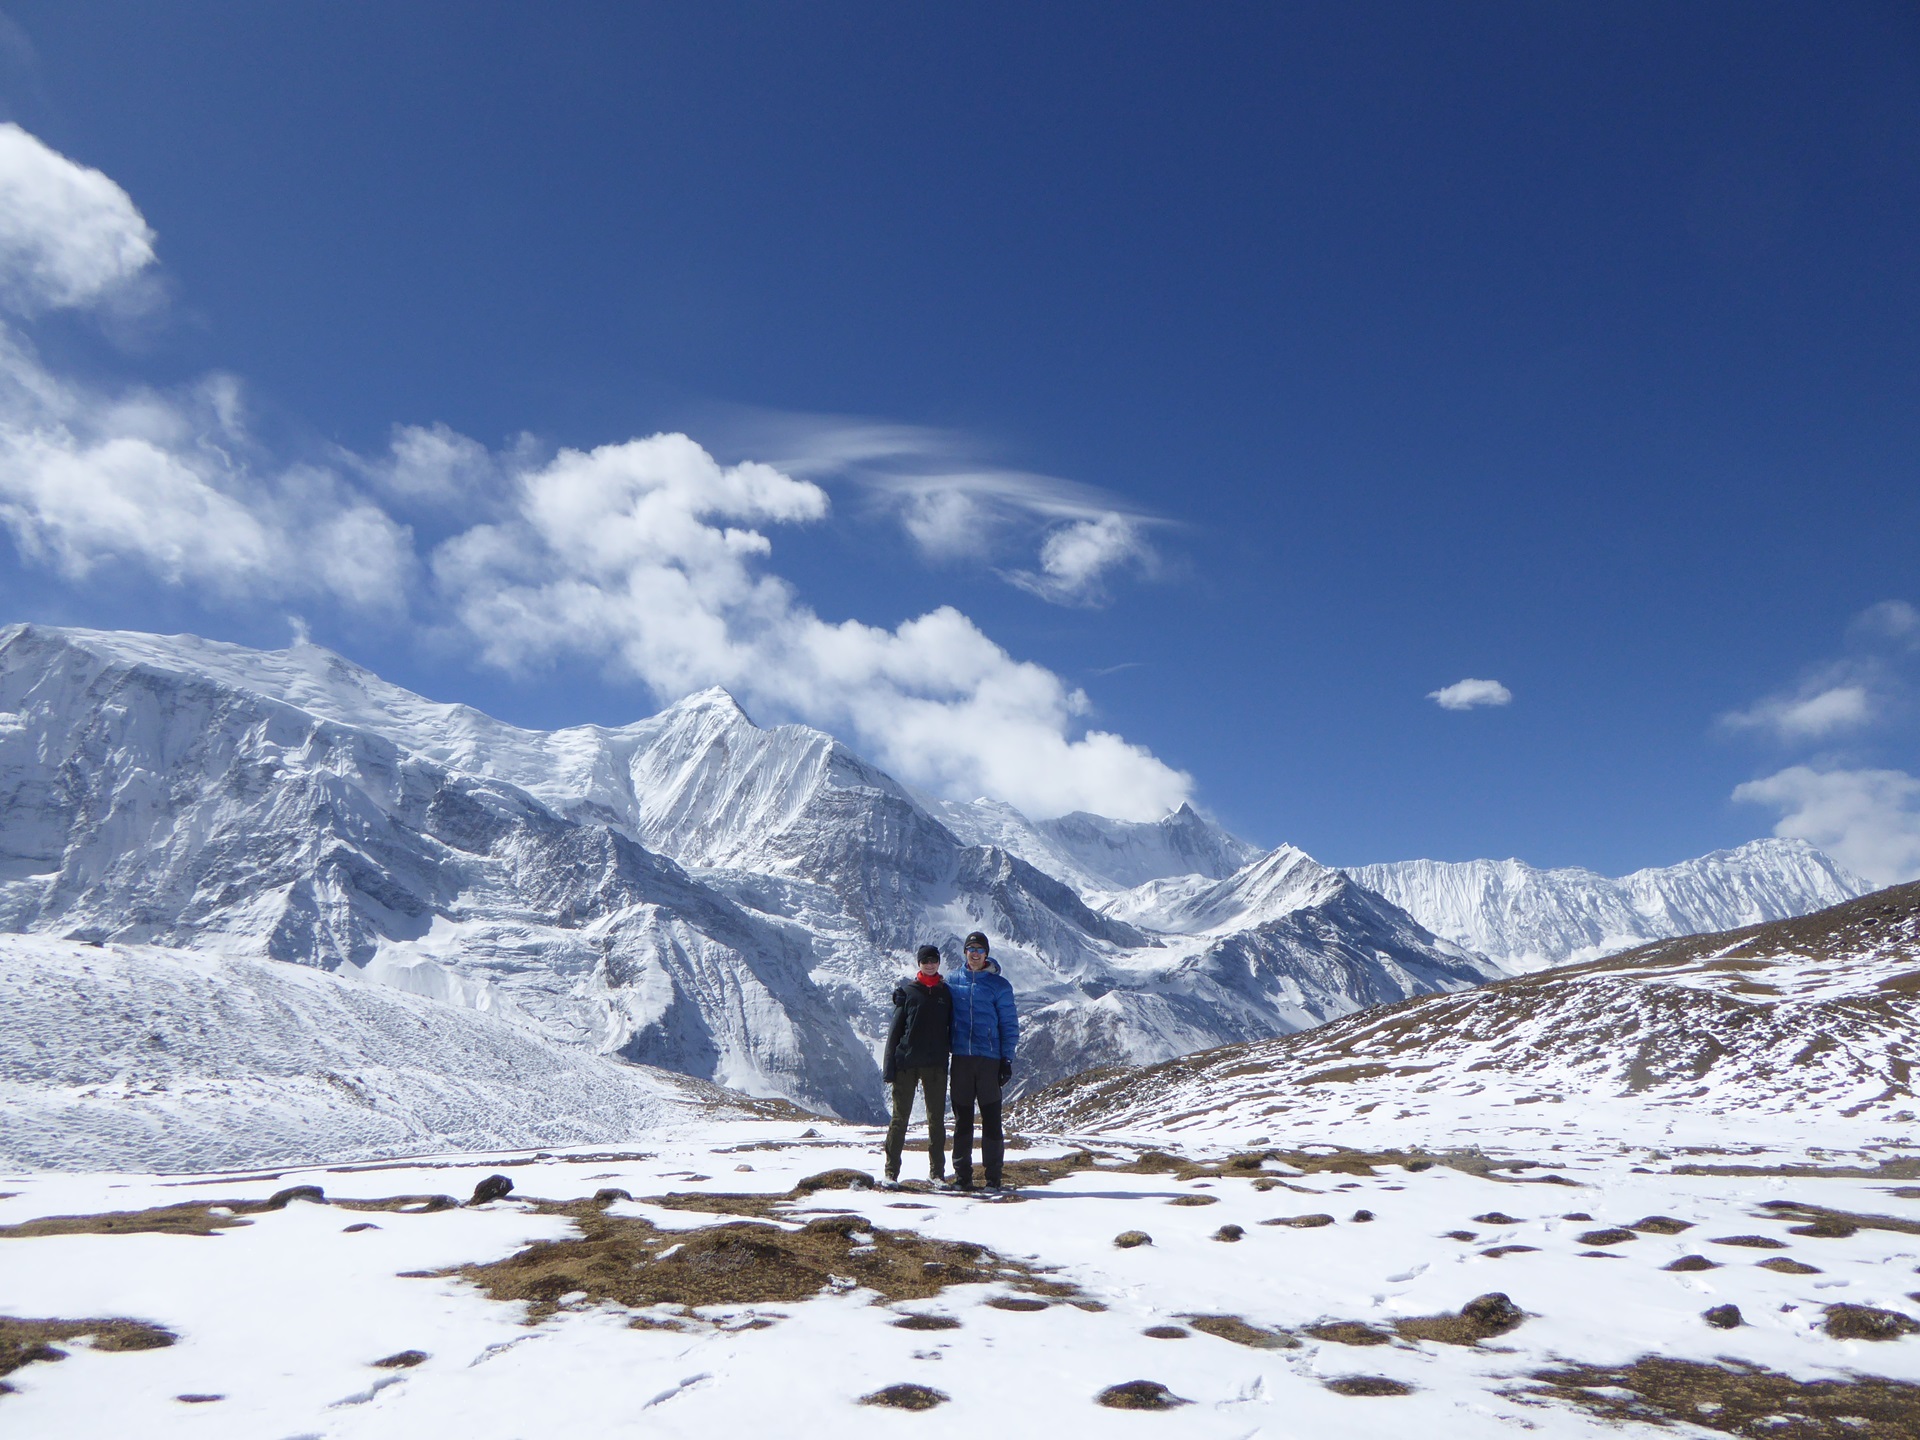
4, 1112, 1919, 1438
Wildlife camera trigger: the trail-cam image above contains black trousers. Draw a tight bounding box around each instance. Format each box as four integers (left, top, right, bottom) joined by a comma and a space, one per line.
949, 1054, 1005, 1186
884, 1065, 947, 1180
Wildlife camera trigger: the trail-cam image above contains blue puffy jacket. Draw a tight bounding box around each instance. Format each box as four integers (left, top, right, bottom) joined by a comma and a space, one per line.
948, 959, 1018, 1061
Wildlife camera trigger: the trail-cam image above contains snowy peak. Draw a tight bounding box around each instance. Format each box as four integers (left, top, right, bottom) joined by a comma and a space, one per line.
1106, 844, 1346, 934
1345, 837, 1873, 972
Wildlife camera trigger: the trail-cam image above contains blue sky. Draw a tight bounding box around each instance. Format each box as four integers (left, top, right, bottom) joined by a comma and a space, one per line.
0, 3, 1916, 882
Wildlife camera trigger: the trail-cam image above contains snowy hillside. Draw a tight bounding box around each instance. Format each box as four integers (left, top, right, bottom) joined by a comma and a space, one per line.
0, 935, 779, 1173
1346, 839, 1871, 972
1019, 880, 1920, 1155
0, 624, 1490, 1117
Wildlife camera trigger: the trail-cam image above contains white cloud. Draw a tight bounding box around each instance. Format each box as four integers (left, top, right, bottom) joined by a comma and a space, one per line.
733, 411, 1165, 607
433, 432, 1193, 819
1428, 678, 1513, 711
1722, 683, 1874, 741
0, 123, 155, 314
370, 421, 500, 504
1734, 765, 1920, 887
1851, 599, 1920, 651
1006, 513, 1151, 606
0, 330, 414, 607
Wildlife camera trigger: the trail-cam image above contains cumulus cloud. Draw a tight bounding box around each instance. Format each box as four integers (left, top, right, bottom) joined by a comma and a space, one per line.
1006, 513, 1151, 606
1722, 683, 1874, 741
1734, 765, 1920, 887
1428, 678, 1513, 711
0, 332, 415, 608
734, 410, 1165, 606
433, 432, 1192, 819
0, 123, 155, 314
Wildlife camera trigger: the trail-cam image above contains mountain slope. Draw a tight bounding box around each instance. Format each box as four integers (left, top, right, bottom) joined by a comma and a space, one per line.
0, 934, 778, 1172
1019, 880, 1920, 1154
1346, 839, 1871, 972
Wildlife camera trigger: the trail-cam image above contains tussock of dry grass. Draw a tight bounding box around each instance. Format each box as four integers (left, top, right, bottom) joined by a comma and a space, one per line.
1304, 1320, 1392, 1346
861, 1383, 947, 1410
1, 1316, 176, 1386
1096, 1380, 1187, 1410
447, 1198, 1072, 1322
1393, 1292, 1525, 1347
1182, 1314, 1297, 1349
1531, 1356, 1920, 1439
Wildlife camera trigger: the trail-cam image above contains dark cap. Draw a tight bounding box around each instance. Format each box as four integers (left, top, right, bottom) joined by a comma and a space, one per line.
915, 944, 942, 965
963, 931, 990, 954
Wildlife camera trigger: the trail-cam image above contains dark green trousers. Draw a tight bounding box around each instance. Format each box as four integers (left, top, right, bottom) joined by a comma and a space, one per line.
884, 1064, 948, 1180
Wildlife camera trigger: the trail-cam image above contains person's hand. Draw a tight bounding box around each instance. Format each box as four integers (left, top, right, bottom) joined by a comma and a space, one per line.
997, 1059, 1012, 1086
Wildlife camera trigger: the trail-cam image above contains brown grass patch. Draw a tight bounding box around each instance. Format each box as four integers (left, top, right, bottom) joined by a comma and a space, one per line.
1710, 1234, 1788, 1249
985, 1296, 1049, 1312
892, 1313, 960, 1330
1531, 1355, 1920, 1438
1, 1317, 175, 1381
1168, 1194, 1218, 1206
1113, 1230, 1152, 1248
372, 1350, 427, 1368
1142, 1325, 1189, 1339
442, 1204, 1063, 1323
1664, 1255, 1719, 1271
1824, 1304, 1920, 1341
1096, 1380, 1188, 1410
1393, 1292, 1525, 1346
1631, 1215, 1694, 1234
1304, 1320, 1392, 1346
1482, 1245, 1540, 1257
1325, 1376, 1413, 1396
1758, 1200, 1920, 1238
1473, 1212, 1522, 1225
1575, 1228, 1637, 1246
1182, 1314, 1298, 1349
1262, 1213, 1334, 1229
1758, 1257, 1823, 1275
861, 1383, 948, 1410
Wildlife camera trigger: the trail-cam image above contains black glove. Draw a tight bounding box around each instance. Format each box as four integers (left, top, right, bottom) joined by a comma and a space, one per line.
883, 1063, 896, 1085
997, 1058, 1012, 1086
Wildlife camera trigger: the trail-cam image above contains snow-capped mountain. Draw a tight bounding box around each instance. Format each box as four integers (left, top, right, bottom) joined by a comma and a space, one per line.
1344, 840, 1871, 973
0, 624, 1491, 1121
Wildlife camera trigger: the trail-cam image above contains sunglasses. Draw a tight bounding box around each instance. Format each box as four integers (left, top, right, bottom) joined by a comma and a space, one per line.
964, 946, 987, 956
918, 955, 941, 965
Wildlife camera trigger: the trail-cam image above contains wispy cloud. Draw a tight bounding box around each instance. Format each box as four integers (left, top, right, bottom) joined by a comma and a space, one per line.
1722, 682, 1874, 741
1428, 677, 1512, 711
724, 409, 1167, 607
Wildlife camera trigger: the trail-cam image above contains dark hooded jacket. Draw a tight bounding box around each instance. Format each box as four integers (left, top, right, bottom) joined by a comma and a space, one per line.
883, 973, 953, 1082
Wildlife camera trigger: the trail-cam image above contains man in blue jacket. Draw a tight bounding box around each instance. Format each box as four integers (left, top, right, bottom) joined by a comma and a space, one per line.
946, 930, 1018, 1192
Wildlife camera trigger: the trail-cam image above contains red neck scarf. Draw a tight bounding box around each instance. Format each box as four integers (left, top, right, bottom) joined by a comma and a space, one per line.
916, 970, 942, 987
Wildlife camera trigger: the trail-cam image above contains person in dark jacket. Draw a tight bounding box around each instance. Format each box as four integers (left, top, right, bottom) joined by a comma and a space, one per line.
946, 930, 1018, 1191
882, 944, 953, 1184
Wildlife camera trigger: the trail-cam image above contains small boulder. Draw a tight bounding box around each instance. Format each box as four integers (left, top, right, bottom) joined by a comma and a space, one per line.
1703, 1305, 1743, 1330
592, 1188, 632, 1206
264, 1185, 325, 1209
1114, 1230, 1153, 1249
1351, 1209, 1375, 1223
468, 1174, 514, 1206
1213, 1224, 1244, 1242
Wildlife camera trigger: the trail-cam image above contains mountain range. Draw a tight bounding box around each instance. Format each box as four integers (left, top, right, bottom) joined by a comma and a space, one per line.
0, 625, 1494, 1125
0, 624, 1873, 1133
1346, 842, 1869, 972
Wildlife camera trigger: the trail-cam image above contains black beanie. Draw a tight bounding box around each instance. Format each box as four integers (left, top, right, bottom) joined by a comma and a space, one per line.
964, 931, 990, 954
915, 944, 942, 965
